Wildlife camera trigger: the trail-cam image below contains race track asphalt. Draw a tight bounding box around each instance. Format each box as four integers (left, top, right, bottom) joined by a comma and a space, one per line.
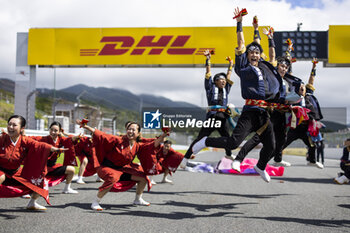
0, 149, 349, 233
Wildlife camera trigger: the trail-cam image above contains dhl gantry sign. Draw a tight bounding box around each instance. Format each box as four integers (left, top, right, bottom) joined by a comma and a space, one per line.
28, 27, 269, 67
328, 25, 350, 65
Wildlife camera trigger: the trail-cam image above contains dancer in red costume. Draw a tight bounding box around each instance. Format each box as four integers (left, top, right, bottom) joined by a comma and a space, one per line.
31, 121, 79, 194
72, 135, 100, 184
154, 140, 184, 183
77, 119, 167, 211
0, 115, 66, 210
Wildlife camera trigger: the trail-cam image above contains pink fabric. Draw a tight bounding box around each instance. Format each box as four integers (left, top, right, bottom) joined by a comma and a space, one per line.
217, 157, 284, 176
46, 175, 66, 187
0, 184, 32, 198
308, 119, 325, 137
287, 106, 311, 129
110, 181, 137, 192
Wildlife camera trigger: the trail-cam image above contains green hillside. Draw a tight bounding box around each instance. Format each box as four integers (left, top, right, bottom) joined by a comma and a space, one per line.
0, 90, 14, 127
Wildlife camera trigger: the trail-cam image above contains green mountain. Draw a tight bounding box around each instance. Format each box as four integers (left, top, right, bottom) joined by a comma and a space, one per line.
37, 84, 200, 111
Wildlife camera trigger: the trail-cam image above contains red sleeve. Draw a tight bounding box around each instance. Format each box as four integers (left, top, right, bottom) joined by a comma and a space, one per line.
60, 137, 77, 166
0, 134, 5, 146
29, 136, 44, 141
21, 136, 52, 180
156, 145, 165, 159
161, 148, 184, 173
74, 137, 87, 157
92, 129, 122, 163
140, 137, 155, 143
137, 142, 158, 175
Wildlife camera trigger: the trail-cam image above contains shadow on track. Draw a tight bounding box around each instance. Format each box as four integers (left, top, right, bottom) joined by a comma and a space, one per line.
156, 200, 256, 212
240, 216, 350, 228
133, 190, 293, 199
273, 177, 334, 184
0, 207, 46, 220
101, 209, 243, 220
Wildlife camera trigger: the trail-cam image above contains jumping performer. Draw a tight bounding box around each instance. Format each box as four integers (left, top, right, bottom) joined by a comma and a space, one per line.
276, 58, 324, 169
181, 49, 234, 167
232, 18, 304, 171
192, 7, 286, 183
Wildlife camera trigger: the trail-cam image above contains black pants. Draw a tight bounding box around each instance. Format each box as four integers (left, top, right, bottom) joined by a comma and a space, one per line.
184, 112, 231, 159
340, 162, 350, 179
235, 111, 286, 163
205, 109, 275, 170
278, 123, 316, 163
316, 141, 324, 164
47, 166, 67, 176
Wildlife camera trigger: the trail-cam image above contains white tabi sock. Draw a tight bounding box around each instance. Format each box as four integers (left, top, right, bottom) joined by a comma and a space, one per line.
91, 196, 103, 211
133, 194, 150, 206
28, 198, 35, 206
135, 194, 142, 201
64, 183, 71, 190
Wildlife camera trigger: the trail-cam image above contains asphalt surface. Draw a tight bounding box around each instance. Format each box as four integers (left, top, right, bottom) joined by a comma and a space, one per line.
0, 149, 349, 233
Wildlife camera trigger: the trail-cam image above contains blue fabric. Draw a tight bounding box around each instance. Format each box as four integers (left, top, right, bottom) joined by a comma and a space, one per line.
309, 132, 323, 142
205, 76, 231, 107
234, 52, 285, 111
234, 53, 266, 102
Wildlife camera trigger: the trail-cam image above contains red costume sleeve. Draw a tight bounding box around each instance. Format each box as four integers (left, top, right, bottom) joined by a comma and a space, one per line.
92, 129, 122, 164
21, 136, 52, 180
60, 137, 77, 166
19, 136, 52, 203
0, 134, 7, 177
161, 148, 184, 174
75, 137, 100, 175
140, 137, 155, 143
29, 136, 44, 141
137, 142, 159, 175
74, 137, 89, 156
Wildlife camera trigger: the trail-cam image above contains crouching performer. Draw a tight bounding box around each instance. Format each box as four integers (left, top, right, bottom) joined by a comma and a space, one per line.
0, 115, 66, 210
76, 119, 166, 211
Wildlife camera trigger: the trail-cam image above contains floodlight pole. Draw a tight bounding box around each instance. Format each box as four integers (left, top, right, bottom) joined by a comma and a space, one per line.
297, 23, 303, 31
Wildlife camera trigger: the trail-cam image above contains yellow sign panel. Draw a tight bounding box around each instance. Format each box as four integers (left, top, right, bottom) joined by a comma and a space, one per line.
28, 27, 269, 67
328, 25, 350, 64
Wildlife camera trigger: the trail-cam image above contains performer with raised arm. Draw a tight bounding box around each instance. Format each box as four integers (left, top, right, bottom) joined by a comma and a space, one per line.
0, 115, 66, 210
31, 121, 79, 194
76, 119, 167, 211
276, 58, 324, 169
232, 17, 305, 172
180, 49, 234, 167
192, 7, 285, 183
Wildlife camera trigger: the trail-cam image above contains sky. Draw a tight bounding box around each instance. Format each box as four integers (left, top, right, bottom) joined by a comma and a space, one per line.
0, 0, 350, 123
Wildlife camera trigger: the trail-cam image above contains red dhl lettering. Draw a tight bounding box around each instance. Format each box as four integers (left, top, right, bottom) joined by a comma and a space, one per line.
79, 35, 215, 56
